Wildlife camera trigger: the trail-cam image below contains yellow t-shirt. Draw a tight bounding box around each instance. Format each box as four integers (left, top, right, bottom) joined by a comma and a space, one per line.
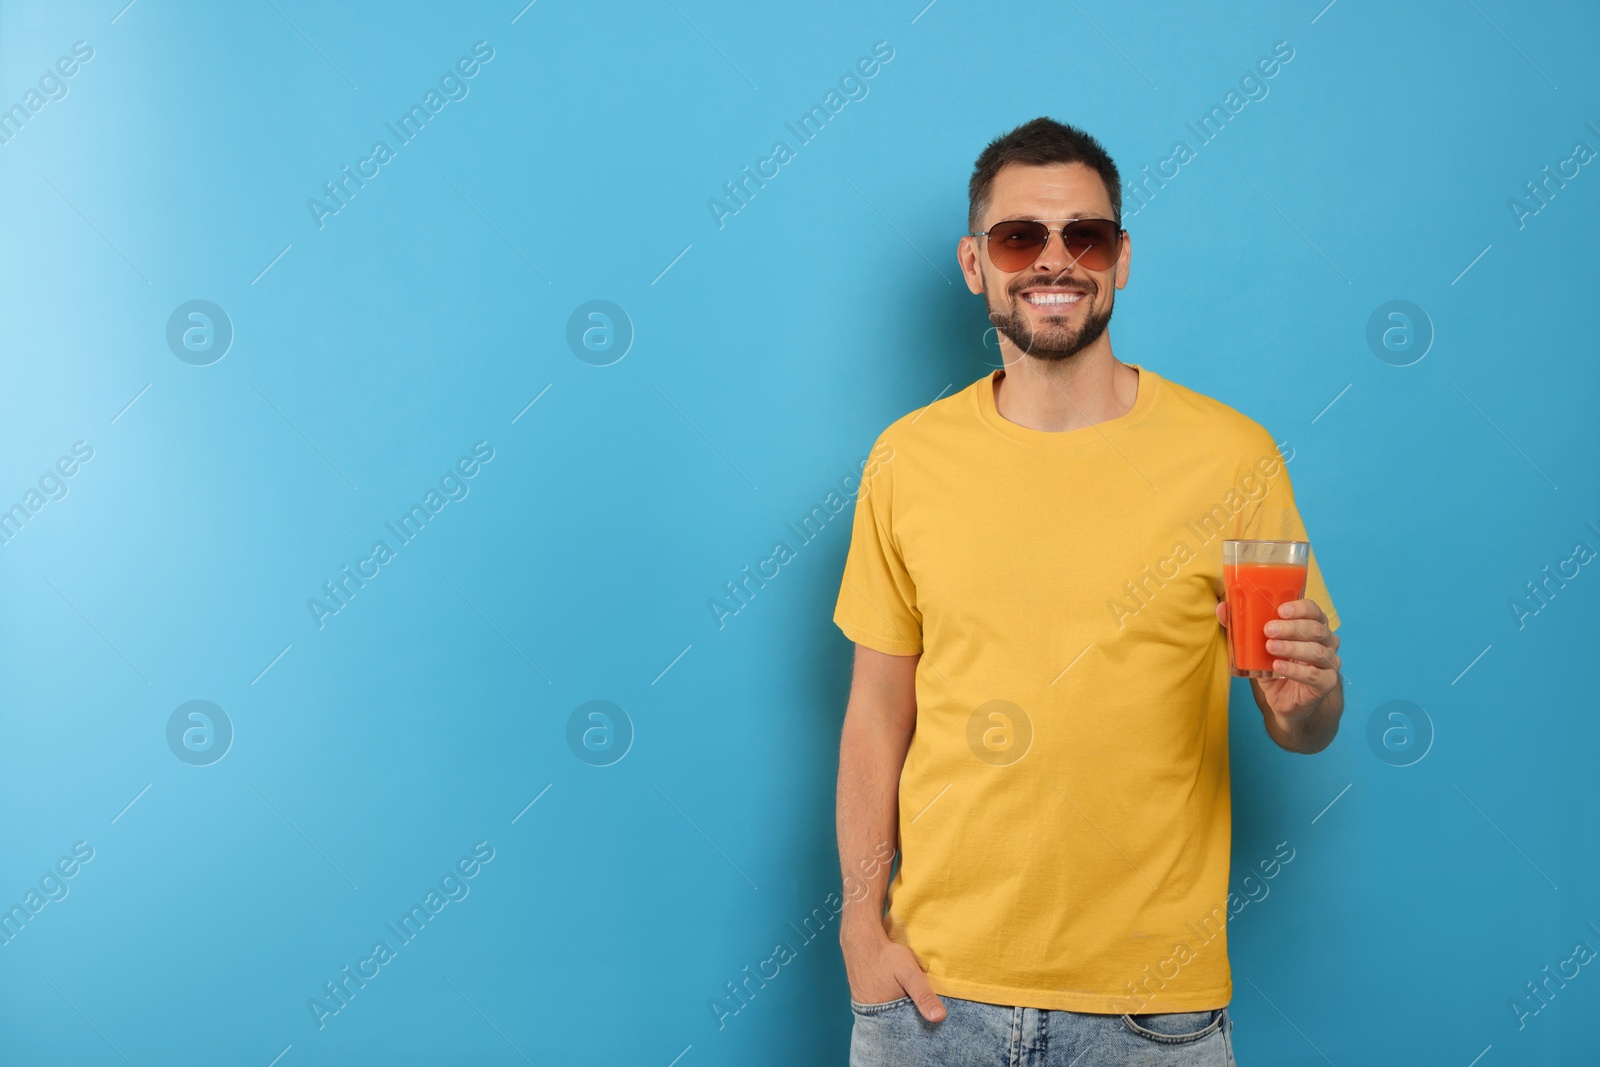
833, 363, 1339, 1013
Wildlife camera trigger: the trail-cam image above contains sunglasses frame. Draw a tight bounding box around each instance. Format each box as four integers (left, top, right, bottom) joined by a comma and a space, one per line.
967, 217, 1127, 273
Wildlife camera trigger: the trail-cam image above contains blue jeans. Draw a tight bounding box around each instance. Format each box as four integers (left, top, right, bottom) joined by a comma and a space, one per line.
849, 994, 1235, 1066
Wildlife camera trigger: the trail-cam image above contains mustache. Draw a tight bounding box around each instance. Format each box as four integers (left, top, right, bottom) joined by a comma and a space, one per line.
1009, 275, 1096, 297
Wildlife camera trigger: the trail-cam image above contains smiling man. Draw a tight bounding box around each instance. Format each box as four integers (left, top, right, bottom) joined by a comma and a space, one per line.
833, 117, 1343, 1066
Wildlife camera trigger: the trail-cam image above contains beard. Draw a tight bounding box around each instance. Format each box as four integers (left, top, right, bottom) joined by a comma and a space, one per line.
986, 274, 1115, 363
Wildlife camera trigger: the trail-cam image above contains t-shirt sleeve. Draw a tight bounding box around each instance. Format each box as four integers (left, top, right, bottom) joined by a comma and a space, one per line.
1242, 453, 1341, 633
833, 435, 923, 655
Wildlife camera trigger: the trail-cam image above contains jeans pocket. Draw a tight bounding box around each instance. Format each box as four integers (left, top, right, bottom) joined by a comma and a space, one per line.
1119, 1007, 1225, 1044
850, 995, 913, 1016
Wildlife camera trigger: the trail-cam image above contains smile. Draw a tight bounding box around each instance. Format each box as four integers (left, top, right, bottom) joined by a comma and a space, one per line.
1020, 289, 1087, 310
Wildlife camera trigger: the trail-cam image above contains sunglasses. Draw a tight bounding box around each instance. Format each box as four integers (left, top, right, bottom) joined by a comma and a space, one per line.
967, 217, 1125, 273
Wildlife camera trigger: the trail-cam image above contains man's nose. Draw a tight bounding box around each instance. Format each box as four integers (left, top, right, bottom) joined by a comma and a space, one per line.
1028, 230, 1085, 274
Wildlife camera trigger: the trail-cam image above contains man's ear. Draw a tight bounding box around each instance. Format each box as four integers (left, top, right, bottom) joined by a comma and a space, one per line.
959, 236, 986, 296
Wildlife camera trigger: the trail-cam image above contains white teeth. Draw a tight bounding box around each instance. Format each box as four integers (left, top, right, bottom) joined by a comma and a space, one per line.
1024, 292, 1082, 304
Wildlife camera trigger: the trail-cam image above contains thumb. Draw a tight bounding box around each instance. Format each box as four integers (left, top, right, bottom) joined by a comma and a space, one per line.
1216, 599, 1229, 627
895, 961, 947, 1022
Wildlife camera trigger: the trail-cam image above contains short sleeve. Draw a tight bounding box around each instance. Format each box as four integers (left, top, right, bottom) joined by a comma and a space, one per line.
1242, 456, 1340, 632
833, 435, 922, 655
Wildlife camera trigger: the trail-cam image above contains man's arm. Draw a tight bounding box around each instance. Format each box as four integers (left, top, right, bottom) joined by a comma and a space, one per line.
836, 644, 947, 1022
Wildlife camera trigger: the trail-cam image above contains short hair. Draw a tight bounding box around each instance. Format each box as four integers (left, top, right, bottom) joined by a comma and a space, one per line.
967, 117, 1122, 233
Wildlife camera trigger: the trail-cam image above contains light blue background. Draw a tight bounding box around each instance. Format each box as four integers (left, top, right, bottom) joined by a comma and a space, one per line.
1, 1, 1597, 1064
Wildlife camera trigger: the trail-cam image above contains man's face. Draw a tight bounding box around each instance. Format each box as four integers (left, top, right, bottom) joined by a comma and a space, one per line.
960, 162, 1131, 363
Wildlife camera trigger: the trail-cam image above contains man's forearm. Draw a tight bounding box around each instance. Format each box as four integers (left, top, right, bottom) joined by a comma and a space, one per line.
836, 714, 905, 939
1256, 672, 1344, 754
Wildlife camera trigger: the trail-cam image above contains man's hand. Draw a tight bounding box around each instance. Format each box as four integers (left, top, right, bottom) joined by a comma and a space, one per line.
1216, 596, 1341, 715
840, 923, 947, 1022
1217, 596, 1344, 753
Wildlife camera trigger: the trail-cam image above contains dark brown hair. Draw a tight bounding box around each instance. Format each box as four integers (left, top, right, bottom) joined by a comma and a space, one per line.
968, 117, 1122, 233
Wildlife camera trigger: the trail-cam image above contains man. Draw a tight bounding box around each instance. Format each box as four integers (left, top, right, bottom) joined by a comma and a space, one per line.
833, 117, 1343, 1066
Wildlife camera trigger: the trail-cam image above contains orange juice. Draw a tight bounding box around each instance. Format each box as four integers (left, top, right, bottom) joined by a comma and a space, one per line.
1223, 561, 1308, 675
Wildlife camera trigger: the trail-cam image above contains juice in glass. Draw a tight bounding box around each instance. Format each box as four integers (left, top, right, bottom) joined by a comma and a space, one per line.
1222, 540, 1309, 678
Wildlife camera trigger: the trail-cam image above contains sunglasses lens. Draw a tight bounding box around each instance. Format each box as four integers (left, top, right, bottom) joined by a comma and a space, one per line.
1062, 220, 1119, 271
986, 220, 1049, 272
984, 219, 1121, 272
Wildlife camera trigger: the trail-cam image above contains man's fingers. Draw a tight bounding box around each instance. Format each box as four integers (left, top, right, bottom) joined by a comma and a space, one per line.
1265, 638, 1340, 670
1216, 600, 1229, 627
894, 962, 947, 1022
1271, 656, 1337, 688
1264, 618, 1334, 644
1278, 598, 1328, 624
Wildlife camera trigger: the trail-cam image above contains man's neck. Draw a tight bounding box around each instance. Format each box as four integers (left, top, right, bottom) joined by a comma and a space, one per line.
992, 344, 1139, 433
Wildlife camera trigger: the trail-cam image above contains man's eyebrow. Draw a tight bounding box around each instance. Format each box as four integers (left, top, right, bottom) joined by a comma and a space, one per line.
990, 212, 1104, 223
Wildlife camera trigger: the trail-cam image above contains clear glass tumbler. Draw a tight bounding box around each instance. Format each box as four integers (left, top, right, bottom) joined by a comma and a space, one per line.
1223, 539, 1310, 679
